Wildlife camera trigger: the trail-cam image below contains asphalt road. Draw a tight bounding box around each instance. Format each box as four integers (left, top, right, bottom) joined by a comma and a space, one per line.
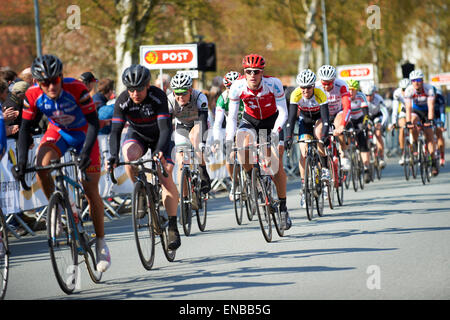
4, 150, 450, 301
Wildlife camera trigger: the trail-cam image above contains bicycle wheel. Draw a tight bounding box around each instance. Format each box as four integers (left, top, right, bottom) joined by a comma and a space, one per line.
81, 219, 102, 283
252, 167, 272, 242
0, 211, 9, 300
358, 152, 365, 190
243, 170, 255, 221
351, 151, 359, 192
410, 142, 417, 179
47, 192, 78, 294
316, 166, 324, 217
335, 155, 344, 206
326, 155, 335, 210
402, 142, 410, 181
196, 189, 207, 232
418, 140, 427, 185
159, 208, 176, 262
132, 181, 155, 270
304, 156, 315, 221
232, 163, 243, 225
266, 176, 284, 237
180, 167, 193, 236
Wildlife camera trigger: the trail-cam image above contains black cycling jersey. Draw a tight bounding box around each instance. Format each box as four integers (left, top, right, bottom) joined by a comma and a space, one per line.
109, 86, 172, 158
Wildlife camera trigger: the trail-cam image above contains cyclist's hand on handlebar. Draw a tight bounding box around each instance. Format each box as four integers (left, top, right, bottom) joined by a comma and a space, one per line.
76, 154, 91, 172
12, 163, 26, 181
107, 156, 118, 170
406, 121, 414, 129
152, 151, 164, 161
423, 119, 434, 127
284, 136, 293, 150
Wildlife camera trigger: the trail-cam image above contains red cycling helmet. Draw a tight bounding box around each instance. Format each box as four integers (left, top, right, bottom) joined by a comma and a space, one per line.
242, 54, 265, 69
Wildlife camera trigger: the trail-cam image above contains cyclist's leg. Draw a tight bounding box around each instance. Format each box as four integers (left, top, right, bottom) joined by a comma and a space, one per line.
235, 122, 257, 174
158, 141, 179, 218
436, 124, 445, 165
189, 123, 211, 192
333, 111, 348, 159
398, 117, 406, 150
35, 125, 66, 198
122, 130, 146, 183
174, 126, 191, 196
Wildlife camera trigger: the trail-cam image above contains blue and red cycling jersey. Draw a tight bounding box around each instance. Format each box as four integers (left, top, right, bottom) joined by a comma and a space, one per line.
0, 111, 6, 161
23, 77, 96, 129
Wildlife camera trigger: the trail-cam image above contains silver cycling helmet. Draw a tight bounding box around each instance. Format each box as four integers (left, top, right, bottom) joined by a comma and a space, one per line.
398, 78, 410, 89
296, 69, 316, 87
409, 69, 424, 81
361, 83, 376, 96
170, 73, 193, 93
317, 65, 336, 81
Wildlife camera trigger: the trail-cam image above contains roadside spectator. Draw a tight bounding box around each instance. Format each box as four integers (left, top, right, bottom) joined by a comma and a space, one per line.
79, 71, 98, 95
0, 79, 8, 107
2, 81, 30, 138
18, 67, 34, 86
155, 73, 172, 94
93, 78, 114, 109
0, 68, 18, 91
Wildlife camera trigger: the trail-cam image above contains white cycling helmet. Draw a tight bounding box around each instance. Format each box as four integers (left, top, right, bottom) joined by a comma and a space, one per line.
223, 71, 240, 88
361, 83, 376, 96
317, 65, 337, 81
398, 78, 410, 89
409, 69, 424, 81
170, 73, 193, 93
296, 69, 316, 87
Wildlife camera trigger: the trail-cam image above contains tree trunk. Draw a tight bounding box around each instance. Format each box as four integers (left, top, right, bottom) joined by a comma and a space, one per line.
298, 0, 319, 73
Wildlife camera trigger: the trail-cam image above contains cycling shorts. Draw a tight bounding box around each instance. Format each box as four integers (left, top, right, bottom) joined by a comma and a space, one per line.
39, 122, 101, 173
238, 111, 284, 145
412, 108, 428, 123
347, 117, 369, 152
124, 128, 175, 165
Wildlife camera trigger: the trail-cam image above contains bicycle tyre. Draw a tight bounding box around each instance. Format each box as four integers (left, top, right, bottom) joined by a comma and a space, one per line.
47, 192, 78, 294
358, 151, 365, 190
196, 190, 207, 232
252, 167, 272, 242
351, 151, 359, 192
336, 155, 344, 206
232, 163, 244, 225
132, 181, 155, 270
180, 167, 193, 236
266, 176, 284, 237
0, 211, 9, 300
418, 140, 427, 185
326, 155, 335, 210
244, 170, 255, 221
403, 142, 410, 181
82, 220, 102, 283
304, 156, 315, 221
159, 207, 176, 262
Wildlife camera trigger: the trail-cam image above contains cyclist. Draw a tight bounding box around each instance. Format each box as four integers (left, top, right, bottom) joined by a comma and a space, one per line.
390, 78, 409, 165
315, 64, 352, 171
346, 79, 371, 184
404, 69, 438, 176
434, 87, 446, 167
285, 69, 330, 208
108, 64, 181, 251
212, 71, 245, 201
225, 54, 291, 229
167, 73, 212, 208
361, 83, 389, 169
14, 54, 111, 272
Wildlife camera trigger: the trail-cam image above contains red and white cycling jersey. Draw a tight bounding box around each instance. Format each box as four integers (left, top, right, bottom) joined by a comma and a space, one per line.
315, 78, 350, 117
349, 92, 368, 120
226, 76, 287, 141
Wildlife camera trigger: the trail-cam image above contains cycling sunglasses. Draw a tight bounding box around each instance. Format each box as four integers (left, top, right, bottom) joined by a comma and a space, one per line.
321, 80, 334, 86
245, 69, 262, 75
127, 86, 146, 93
411, 79, 423, 83
300, 85, 314, 90
39, 76, 61, 87
174, 90, 190, 96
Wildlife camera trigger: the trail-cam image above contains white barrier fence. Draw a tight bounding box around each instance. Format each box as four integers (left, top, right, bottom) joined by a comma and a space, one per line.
0, 132, 229, 217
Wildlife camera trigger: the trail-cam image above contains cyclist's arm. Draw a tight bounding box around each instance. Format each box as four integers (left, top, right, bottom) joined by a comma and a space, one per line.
154, 95, 172, 155
271, 79, 288, 135
391, 98, 400, 125
109, 103, 126, 159
225, 93, 240, 143
213, 105, 225, 142
286, 103, 298, 138
80, 111, 100, 157
320, 102, 330, 138
341, 94, 351, 127
380, 104, 389, 127
427, 95, 435, 121
17, 118, 33, 167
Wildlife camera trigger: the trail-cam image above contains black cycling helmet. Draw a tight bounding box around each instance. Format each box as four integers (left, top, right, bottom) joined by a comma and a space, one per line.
122, 64, 151, 88
31, 54, 63, 81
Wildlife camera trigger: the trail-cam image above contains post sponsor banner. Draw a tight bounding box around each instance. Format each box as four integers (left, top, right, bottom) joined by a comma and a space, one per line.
337, 64, 375, 81
430, 73, 450, 86
140, 44, 198, 70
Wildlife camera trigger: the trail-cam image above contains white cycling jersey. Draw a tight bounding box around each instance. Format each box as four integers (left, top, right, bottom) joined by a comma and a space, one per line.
167, 89, 209, 128
367, 93, 388, 127
315, 78, 350, 117
391, 87, 406, 125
